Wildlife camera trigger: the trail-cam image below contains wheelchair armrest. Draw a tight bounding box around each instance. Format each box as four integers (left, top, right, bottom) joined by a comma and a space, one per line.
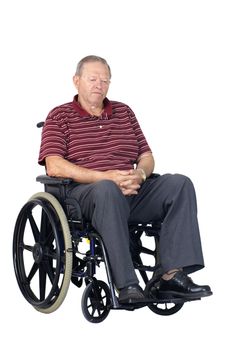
36, 173, 160, 185
36, 175, 74, 185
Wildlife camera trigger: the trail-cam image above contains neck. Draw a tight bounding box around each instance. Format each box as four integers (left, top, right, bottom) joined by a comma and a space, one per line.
78, 96, 104, 117
89, 105, 104, 116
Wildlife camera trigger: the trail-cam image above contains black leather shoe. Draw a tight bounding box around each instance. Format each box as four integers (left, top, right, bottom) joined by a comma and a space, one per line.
159, 271, 212, 299
118, 284, 145, 304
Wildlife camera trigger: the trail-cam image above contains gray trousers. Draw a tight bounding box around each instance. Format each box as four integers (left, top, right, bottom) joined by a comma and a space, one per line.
68, 174, 204, 289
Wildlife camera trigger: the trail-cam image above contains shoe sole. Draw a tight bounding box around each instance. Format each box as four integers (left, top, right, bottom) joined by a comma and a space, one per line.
119, 297, 145, 304
158, 290, 213, 300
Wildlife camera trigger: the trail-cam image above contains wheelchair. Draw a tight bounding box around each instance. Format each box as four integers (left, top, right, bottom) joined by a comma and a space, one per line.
13, 174, 202, 323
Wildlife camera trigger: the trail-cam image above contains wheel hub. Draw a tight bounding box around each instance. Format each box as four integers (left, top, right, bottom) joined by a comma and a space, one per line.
33, 243, 43, 263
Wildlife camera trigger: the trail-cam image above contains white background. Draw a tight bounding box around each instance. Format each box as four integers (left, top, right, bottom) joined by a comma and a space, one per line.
0, 0, 232, 348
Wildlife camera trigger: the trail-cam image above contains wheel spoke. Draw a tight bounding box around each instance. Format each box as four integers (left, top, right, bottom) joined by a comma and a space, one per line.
22, 244, 34, 252
27, 262, 39, 282
28, 211, 40, 242
39, 264, 47, 300
87, 302, 92, 309
140, 246, 155, 255
44, 229, 55, 247
45, 249, 59, 260
42, 260, 55, 285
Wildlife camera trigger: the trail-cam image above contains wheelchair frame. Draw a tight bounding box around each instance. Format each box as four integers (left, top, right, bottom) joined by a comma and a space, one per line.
13, 175, 199, 323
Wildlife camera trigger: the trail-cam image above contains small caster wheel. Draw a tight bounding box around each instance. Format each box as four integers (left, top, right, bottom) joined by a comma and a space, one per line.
145, 278, 184, 316
81, 280, 111, 323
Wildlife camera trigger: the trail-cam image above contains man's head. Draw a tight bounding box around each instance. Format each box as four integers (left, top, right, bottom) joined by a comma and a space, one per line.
73, 55, 111, 109
75, 55, 111, 78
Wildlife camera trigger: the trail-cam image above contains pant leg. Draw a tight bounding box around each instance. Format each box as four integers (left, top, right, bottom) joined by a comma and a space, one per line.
68, 180, 139, 289
128, 174, 205, 274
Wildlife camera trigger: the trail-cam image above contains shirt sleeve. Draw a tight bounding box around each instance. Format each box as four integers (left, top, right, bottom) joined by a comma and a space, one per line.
127, 106, 152, 157
38, 109, 68, 166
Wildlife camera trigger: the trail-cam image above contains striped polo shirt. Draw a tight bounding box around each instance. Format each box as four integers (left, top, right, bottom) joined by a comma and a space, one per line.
38, 95, 152, 171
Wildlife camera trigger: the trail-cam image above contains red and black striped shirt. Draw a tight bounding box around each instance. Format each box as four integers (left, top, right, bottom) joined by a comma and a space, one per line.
38, 95, 152, 171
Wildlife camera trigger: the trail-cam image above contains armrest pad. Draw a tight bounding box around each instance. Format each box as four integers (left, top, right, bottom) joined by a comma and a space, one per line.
36, 175, 73, 185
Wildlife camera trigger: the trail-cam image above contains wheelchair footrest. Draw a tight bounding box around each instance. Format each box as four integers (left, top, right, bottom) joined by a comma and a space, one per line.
117, 295, 201, 310
145, 296, 200, 303
119, 296, 184, 306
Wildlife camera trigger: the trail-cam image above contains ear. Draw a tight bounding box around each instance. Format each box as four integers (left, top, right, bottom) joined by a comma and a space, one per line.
73, 75, 80, 90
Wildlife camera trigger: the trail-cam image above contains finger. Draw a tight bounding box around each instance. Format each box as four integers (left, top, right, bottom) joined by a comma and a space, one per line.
121, 188, 138, 196
118, 170, 131, 176
121, 181, 140, 189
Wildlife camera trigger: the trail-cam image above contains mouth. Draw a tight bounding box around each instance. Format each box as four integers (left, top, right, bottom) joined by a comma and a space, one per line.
92, 92, 103, 96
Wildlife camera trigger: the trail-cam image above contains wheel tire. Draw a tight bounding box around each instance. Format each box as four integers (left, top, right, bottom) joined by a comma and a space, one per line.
13, 192, 73, 313
81, 280, 111, 323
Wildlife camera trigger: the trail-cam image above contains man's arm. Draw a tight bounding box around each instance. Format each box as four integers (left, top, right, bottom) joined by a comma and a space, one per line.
45, 152, 154, 196
45, 155, 136, 189
136, 151, 155, 178
46, 156, 103, 183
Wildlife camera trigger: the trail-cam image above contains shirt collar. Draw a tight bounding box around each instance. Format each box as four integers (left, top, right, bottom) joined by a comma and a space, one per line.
72, 94, 112, 118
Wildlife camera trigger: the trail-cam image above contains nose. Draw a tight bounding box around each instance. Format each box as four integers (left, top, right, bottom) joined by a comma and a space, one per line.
95, 82, 101, 89
95, 79, 103, 89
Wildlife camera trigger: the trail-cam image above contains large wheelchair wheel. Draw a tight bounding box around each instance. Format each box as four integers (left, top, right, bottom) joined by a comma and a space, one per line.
81, 280, 111, 323
145, 277, 184, 315
13, 192, 73, 313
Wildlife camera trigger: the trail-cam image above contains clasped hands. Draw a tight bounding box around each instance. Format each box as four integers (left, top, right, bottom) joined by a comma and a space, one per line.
106, 169, 144, 196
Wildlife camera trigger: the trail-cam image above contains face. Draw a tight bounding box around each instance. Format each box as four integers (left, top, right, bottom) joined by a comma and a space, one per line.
73, 61, 111, 107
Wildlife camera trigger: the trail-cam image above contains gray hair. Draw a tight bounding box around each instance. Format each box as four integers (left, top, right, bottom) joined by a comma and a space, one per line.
75, 55, 111, 78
